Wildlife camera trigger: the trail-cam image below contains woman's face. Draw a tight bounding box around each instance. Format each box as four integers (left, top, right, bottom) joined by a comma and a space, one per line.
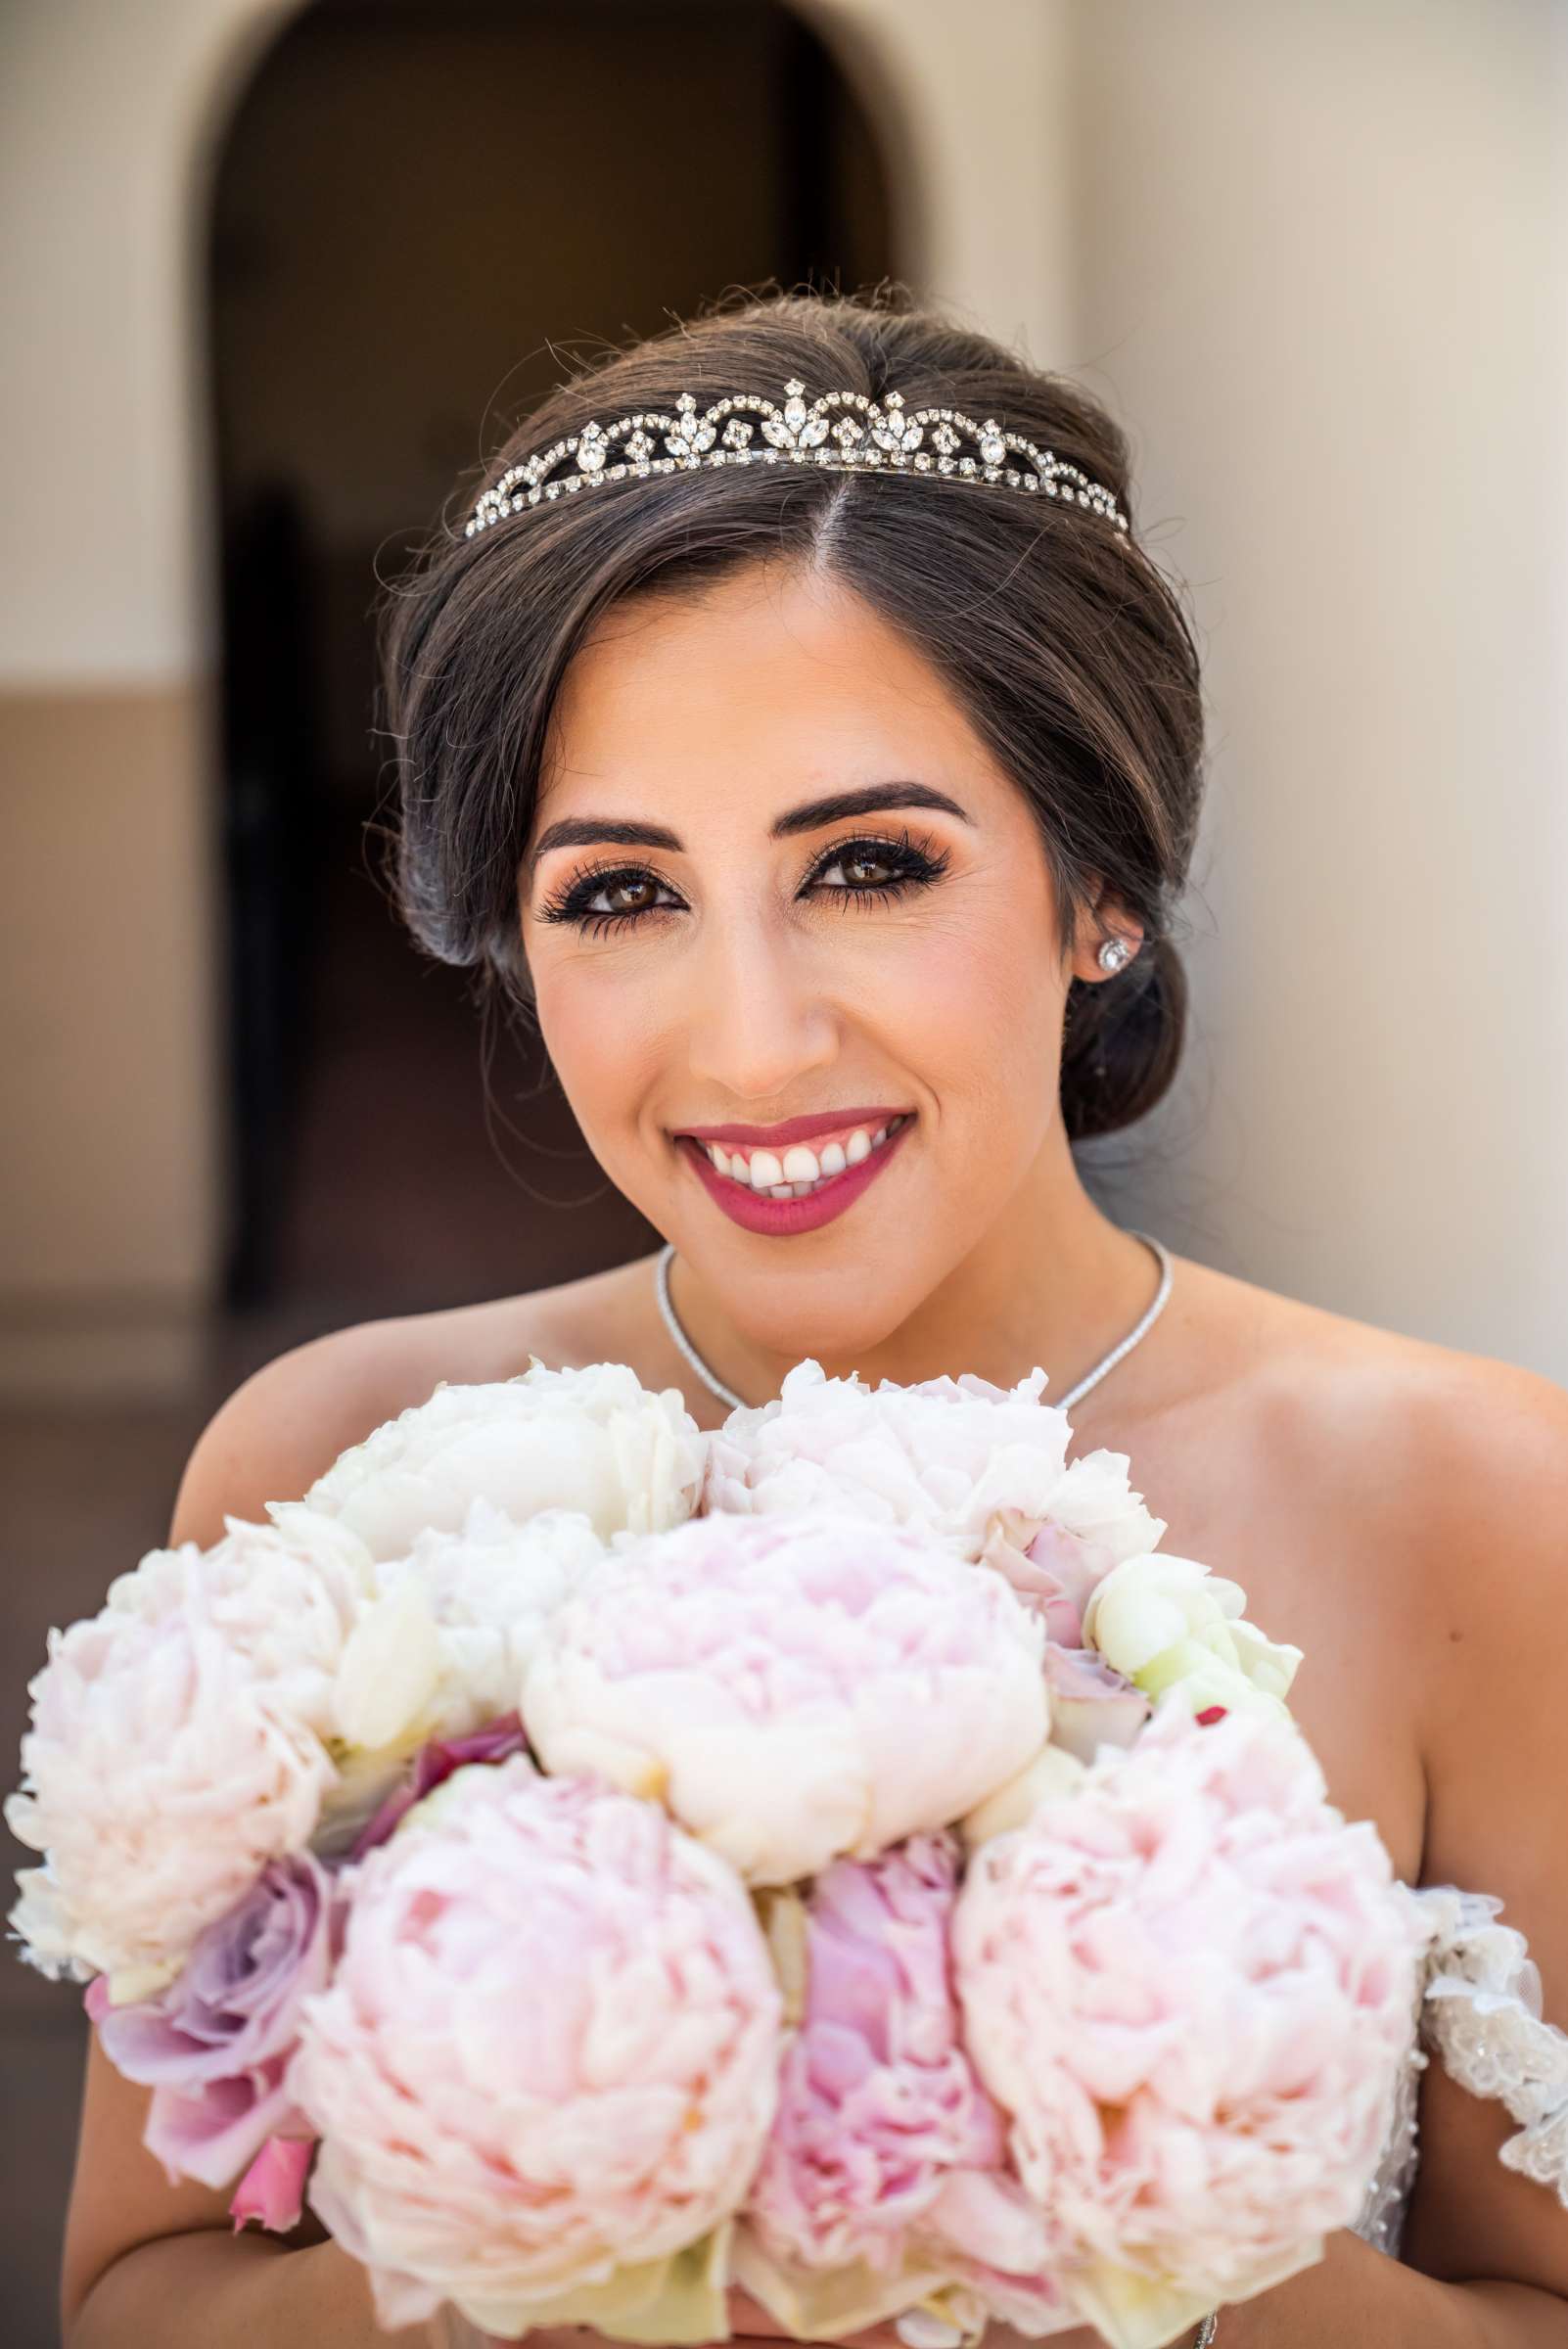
520, 560, 1111, 1355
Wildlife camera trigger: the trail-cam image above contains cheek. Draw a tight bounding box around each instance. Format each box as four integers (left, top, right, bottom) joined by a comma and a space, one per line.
531, 968, 659, 1133
883, 910, 1064, 1088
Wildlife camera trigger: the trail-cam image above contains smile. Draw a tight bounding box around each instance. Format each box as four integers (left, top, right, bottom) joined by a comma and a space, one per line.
675, 1113, 915, 1236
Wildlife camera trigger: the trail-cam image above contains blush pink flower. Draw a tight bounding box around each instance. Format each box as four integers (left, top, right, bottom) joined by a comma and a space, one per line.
744, 1832, 1059, 2328
703, 1360, 1165, 1617
105, 1510, 372, 1738
523, 1511, 1048, 1884
746, 1834, 1005, 2270
952, 1707, 1426, 2340
230, 2136, 313, 2233
702, 1360, 1074, 1558
291, 1758, 783, 2340
7, 1586, 337, 1995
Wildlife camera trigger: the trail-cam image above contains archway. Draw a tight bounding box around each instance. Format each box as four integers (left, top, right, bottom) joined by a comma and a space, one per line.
208, 0, 897, 1333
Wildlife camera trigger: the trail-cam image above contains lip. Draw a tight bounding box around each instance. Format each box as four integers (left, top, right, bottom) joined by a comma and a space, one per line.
676, 1115, 914, 1236
675, 1106, 913, 1148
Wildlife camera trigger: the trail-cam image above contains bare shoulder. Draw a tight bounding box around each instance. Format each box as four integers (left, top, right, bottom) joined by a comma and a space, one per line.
1166, 1249, 1568, 1571
169, 1265, 641, 1546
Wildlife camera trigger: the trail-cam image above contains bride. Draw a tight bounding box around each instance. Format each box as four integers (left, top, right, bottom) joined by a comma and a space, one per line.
58, 287, 1568, 2348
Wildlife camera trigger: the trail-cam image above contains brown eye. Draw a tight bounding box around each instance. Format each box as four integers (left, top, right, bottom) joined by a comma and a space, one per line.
806, 830, 950, 905
536, 860, 681, 936
601, 874, 660, 915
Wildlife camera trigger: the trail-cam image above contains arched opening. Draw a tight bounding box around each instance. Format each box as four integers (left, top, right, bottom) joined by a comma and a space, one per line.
207, 0, 897, 1347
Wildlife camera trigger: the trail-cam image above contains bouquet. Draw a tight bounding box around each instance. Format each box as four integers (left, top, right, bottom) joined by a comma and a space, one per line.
7, 1353, 1429, 2349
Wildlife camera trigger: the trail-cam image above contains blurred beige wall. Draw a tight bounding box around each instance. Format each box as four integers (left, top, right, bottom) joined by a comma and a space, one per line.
0, 0, 299, 1396
1067, 0, 1568, 1370
2, 0, 1565, 1394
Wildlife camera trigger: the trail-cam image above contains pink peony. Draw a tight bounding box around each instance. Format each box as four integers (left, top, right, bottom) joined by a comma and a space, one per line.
952, 1707, 1426, 2343
523, 1510, 1048, 1884
744, 1833, 1061, 2332
105, 1510, 372, 1737
746, 1834, 1006, 2270
297, 1361, 706, 1560
703, 1361, 1165, 1611
292, 1758, 784, 2340
702, 1359, 1073, 1554
89, 1852, 337, 2190
7, 1588, 337, 1995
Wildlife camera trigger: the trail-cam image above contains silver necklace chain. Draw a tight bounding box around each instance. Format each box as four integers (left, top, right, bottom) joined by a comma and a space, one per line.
654, 1230, 1174, 1416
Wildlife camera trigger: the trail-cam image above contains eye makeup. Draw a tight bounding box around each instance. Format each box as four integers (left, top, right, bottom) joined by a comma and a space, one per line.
533, 825, 953, 942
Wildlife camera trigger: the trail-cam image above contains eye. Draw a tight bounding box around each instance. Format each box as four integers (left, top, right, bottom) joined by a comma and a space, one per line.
804, 827, 951, 906
533, 824, 952, 940
535, 860, 683, 939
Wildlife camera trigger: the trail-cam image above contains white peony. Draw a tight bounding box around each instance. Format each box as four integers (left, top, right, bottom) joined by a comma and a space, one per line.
1082, 1552, 1303, 1721
330, 1499, 606, 1752
296, 1359, 706, 1559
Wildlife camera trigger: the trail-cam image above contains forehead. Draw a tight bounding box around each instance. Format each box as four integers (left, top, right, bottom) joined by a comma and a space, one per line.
540, 563, 992, 805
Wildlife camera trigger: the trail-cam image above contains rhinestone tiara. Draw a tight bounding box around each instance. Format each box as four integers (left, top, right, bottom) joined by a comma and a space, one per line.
464, 376, 1130, 537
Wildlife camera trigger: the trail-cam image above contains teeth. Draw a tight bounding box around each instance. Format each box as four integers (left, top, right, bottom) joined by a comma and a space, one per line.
700, 1115, 908, 1194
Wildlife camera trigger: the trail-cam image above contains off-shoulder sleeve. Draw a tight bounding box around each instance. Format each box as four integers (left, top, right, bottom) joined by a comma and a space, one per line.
1413, 1884, 1568, 2206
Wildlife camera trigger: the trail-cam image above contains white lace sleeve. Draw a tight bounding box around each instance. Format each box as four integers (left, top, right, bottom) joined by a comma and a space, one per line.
1414, 1884, 1568, 2207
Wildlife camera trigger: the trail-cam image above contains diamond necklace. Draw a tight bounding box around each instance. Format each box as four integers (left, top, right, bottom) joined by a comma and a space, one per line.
653, 1230, 1173, 1416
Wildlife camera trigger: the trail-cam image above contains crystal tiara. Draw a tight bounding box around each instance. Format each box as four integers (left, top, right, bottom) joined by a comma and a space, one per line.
464, 376, 1130, 537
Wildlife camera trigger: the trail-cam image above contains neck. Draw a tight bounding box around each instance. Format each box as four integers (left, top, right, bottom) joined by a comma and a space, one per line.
662, 1123, 1167, 1416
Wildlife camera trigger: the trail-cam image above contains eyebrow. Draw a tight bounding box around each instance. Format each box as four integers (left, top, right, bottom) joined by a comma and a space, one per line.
525, 781, 975, 884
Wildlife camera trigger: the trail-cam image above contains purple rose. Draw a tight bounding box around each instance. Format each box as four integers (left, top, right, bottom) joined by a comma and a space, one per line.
1015, 1524, 1119, 1645
1041, 1640, 1150, 1762
88, 1852, 336, 2189
348, 1710, 528, 1860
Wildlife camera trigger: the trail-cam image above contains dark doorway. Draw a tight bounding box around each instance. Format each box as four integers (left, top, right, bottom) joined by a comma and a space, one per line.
208, 0, 897, 1332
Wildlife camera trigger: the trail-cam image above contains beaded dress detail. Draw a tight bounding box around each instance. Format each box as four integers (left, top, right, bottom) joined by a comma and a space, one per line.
1353, 1882, 1568, 2255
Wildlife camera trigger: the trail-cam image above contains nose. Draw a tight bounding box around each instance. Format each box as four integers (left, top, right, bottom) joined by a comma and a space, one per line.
679, 909, 841, 1105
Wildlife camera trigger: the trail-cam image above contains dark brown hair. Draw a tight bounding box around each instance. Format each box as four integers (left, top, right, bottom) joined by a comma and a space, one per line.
381, 283, 1205, 1142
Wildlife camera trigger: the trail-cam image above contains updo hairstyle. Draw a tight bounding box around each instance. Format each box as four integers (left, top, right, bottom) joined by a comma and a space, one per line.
381, 284, 1205, 1142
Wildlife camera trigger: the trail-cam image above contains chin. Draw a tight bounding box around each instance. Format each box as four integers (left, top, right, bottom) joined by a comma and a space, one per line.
715, 1267, 920, 1370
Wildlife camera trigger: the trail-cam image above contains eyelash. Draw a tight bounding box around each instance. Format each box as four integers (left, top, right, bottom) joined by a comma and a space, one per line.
535, 827, 953, 941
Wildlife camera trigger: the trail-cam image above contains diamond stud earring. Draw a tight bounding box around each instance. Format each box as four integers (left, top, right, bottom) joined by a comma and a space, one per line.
1097, 936, 1133, 974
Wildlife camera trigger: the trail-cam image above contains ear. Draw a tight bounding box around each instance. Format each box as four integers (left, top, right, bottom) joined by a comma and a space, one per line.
1069, 882, 1145, 987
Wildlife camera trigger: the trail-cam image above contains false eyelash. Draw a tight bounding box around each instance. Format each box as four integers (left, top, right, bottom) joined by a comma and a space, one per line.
535, 825, 952, 941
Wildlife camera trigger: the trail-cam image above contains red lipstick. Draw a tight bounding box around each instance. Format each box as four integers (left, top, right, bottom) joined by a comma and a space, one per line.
676, 1116, 914, 1236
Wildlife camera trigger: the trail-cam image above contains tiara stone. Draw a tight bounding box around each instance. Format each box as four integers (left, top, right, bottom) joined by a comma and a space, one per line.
465, 377, 1130, 538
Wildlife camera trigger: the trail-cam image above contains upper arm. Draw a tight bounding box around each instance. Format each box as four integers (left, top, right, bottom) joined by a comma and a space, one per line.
59, 1315, 441, 2333
1399, 1359, 1568, 2297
